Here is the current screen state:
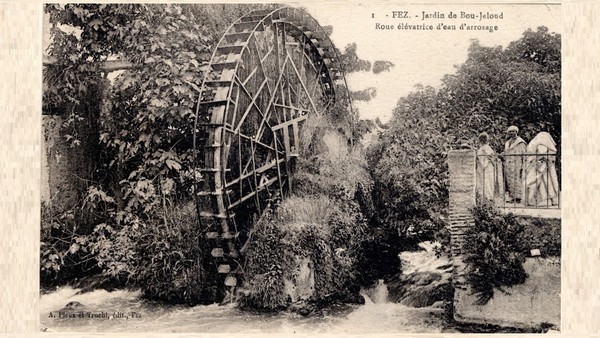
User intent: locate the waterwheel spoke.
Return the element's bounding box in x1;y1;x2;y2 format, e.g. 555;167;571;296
251;38;274;98
286;52;321;116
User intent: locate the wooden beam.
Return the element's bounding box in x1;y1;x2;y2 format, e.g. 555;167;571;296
227;176;278;210
225;158;284;188
43;55;134;71
287;53;320;116
273;131;285;199
273;103;309;112
233;76;270;133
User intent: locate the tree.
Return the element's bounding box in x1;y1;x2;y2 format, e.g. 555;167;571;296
42;4;275;298
368;85;449;245
441;27;561;151
369;27;561;248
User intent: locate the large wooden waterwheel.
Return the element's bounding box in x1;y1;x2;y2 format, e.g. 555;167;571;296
192;7;350;291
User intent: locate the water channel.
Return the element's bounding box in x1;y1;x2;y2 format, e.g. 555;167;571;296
40;251;449;334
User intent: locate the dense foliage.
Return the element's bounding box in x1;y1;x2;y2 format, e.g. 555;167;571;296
368;27;561;249
518;217;561;257
42;3;390;305
41;3;275;297
240;192;371;309
238;208;289;310
463;197;528;305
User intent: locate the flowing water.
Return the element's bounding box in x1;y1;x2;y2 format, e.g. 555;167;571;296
40;282;447;333
40;248;451;333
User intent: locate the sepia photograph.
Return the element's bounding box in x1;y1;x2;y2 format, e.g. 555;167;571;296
39;2;561;334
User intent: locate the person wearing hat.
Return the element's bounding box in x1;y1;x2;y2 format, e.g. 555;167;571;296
503;125;527;203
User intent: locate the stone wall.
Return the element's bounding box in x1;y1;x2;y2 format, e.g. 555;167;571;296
454;257;560;328
447;150;476;290
42;81;105;234
42;113;100;209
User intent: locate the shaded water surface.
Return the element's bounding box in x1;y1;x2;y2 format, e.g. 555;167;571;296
40;282;447;333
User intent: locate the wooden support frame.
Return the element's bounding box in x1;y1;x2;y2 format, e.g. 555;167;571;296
191;7;350;292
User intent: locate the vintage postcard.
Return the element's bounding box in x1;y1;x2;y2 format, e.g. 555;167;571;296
36;1;567;334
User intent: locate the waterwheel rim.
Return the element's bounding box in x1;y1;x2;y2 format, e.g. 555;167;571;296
192;6;351;289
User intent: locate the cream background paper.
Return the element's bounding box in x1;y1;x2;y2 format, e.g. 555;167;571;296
1;0;599;335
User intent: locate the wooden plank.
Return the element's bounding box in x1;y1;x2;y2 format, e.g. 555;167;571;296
222;232;237;240
234;21;260;32
241;66;259;86
238;131;243;201
293;121;300;154
217;44;246;54
283;126;291;160
211;61;237;71
271;114;307;131
200;211;231;219
199;98;234;108
214;86;230;101
224;276;237;286
228;176;278;209
206;232;219;239
205;79;235;86
199;167;231;172
223;127;277;152
273;132;285;199
219;68;236;82
211;248;224;257
225;32;252;44
197;189;228;196
249;140;262;213
225;159;284;188
218;264;231;274
273;103;309;112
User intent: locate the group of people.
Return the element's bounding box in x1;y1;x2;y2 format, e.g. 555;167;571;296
476;126;560;207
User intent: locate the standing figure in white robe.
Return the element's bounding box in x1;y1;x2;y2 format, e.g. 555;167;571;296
523;132;560;207
503;125;527;203
476;133;496;200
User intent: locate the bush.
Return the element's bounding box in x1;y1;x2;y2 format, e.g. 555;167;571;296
463;196;528;305
40;201;101;286
132;202;217;304
291;126;391;289
517;217;561;257
238;208;291;311
42;195;220;304
239;193;370;309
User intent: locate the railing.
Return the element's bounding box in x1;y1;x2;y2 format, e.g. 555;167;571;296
476;152;560;209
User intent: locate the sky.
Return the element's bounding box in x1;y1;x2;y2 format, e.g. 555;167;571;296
298;3;561;122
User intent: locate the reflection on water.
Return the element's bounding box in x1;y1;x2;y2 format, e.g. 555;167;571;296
40;284;446;334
